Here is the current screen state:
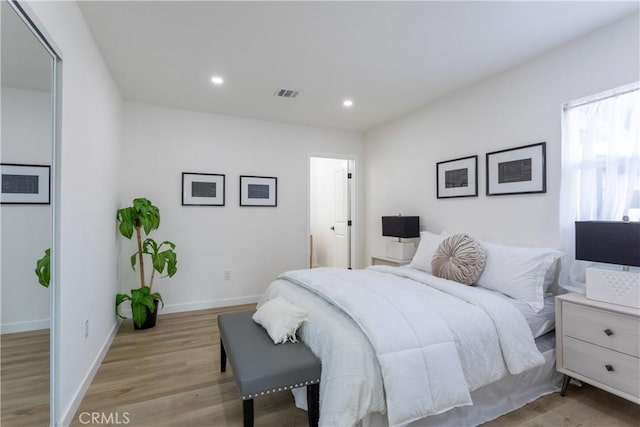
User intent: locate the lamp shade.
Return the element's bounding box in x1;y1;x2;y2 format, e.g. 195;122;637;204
575;221;640;267
382;216;419;239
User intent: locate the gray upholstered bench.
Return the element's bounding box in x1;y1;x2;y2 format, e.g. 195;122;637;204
218;310;321;427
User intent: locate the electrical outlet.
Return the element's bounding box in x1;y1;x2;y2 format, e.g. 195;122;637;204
224;270;231;281
84;319;89;339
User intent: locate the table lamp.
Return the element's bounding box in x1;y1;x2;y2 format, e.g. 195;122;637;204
382;215;419;260
575;220;640;308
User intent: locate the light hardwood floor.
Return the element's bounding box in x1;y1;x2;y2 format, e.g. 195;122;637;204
1;328;50;427
71;305;639;427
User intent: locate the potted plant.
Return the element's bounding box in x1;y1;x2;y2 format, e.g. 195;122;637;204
35;248;50;287
115;198;177;329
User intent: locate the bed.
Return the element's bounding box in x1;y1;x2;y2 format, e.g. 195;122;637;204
257;235;564;427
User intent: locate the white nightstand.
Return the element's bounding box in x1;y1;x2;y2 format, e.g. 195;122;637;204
371;256;411;267
555;293;640;403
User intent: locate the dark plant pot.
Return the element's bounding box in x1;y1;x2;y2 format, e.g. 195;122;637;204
134;300;160;330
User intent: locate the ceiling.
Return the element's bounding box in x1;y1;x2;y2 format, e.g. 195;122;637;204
77;1;638;132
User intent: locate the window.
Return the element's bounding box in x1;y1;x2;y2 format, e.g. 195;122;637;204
559;82;639;290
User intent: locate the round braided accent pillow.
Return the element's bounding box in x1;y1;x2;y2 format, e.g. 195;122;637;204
431;233;486;285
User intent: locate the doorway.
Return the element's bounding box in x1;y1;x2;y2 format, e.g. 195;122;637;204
309;156;354;269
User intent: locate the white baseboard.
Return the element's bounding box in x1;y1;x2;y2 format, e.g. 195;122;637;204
162;295;262;314
119;295;262;318
1;318;49;334
59;319;120;427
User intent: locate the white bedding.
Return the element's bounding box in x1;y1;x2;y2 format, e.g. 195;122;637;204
492;290;556;338
397;266;556;338
363;266;545;375
261;266;545;427
363;333;561;427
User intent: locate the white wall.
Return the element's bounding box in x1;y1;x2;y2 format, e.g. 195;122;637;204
26;2;123;424
120;102;363;312
364;13;640;261
1;87;51;333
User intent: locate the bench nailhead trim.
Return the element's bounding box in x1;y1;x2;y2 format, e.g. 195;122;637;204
241;379;321;400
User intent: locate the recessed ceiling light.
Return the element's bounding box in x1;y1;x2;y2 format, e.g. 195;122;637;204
343;99;354;107
210;76;224;85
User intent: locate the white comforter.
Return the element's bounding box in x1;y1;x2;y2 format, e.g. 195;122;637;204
261;266;544;427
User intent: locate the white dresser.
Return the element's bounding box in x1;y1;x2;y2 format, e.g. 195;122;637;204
555;293;640;403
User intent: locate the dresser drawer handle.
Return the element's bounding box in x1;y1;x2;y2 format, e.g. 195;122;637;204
605;364;615;372
603;329;614;336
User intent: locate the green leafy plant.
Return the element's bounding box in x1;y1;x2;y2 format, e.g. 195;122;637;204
35;248;50;288
115;198;177;328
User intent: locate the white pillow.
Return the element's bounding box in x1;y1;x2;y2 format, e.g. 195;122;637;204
252;297;309;344
474;242;563;312
543;258;560;292
410;230;450;273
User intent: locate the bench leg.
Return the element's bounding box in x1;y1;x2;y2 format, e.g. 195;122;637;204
220;339;226;373
243;399;253;427
307;383;319;427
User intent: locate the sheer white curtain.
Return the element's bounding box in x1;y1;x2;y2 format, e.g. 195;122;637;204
559;83;640;292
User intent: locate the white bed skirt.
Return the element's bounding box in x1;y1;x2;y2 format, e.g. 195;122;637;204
360;333;561;427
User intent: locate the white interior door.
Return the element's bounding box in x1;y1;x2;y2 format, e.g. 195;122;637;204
310;157;351;269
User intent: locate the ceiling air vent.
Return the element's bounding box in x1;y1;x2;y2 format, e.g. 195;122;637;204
274;88;300;99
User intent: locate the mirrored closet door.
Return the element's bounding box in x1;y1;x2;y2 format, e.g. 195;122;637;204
1;1;60;425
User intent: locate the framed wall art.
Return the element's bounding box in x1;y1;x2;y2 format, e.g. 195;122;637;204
436;155;478;198
240;175;277;207
1;163;50;204
182;172;225;206
486;142;546;196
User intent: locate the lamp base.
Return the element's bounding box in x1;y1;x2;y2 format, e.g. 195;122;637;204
385;241;416;261
586;266;640;309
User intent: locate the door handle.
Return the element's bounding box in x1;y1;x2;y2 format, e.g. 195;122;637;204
330;226;335;230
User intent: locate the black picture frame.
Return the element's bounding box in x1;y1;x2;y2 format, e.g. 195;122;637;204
182;172;225;206
486;142;546;196
240;175;277;207
1;163;51;205
436;155;478;199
